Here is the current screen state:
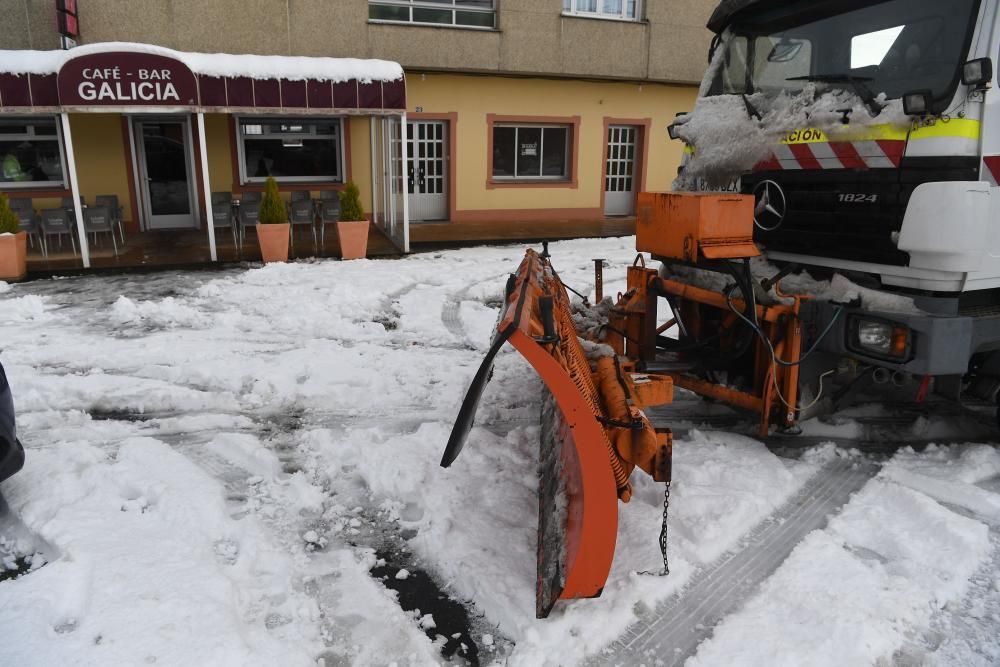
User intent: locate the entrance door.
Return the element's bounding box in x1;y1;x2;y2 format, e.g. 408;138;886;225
604;125;638;216
406;121;448;222
135;119;197;229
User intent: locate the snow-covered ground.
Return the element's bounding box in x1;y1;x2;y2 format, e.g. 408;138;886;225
0;238;998;666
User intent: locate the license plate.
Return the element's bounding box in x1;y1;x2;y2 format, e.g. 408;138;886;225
694;177;742;193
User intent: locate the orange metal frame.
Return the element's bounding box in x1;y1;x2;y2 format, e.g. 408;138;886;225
650;276;806;436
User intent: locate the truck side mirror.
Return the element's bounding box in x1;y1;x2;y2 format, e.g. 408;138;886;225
963;57;993;88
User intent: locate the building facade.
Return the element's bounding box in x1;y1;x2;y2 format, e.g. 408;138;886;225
0;0;715;267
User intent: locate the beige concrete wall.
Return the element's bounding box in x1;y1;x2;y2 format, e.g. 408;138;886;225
0;0;63;50
65;0;716;85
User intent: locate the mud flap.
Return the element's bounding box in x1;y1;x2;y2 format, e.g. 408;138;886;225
442;250;619;618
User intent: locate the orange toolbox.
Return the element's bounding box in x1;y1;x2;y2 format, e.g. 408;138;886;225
636;192;759;262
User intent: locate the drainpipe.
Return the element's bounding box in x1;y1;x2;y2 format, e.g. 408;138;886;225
60;112;90;268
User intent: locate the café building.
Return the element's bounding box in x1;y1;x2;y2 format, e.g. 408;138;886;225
0;42;410;268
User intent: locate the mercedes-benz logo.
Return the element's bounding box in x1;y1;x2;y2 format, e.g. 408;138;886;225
753;180;787;232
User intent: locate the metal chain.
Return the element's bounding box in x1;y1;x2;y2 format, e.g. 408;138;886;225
659;482;671;576
641;481;671;577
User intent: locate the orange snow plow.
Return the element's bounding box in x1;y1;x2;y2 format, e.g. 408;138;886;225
440;248;674;618
443;192;816;617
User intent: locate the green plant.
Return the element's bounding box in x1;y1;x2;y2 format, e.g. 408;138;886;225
258;177;287;225
0;194;19;235
338;182;365;222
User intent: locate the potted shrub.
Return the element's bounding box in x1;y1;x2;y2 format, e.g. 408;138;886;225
0;194;27;281
336;182;369;260
256;177;290;263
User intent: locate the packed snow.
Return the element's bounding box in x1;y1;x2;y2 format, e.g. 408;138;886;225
0;238;997;666
0;42;403;83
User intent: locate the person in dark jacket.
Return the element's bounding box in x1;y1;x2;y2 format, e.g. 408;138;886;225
0;360;24;484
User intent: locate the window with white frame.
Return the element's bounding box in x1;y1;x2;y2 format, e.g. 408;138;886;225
238;118;344;183
492;125;570;180
0;117;66;189
369;0;496;28
563;0;641;21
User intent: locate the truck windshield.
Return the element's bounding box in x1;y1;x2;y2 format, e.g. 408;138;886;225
708;0;982;111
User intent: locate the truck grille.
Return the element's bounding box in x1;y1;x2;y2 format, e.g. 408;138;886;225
744;158;979;267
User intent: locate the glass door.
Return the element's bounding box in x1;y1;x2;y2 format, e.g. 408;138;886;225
604;125;638;216
407;121;448;221
135;119;197;229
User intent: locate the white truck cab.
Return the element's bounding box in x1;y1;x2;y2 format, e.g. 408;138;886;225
679;0;1000;294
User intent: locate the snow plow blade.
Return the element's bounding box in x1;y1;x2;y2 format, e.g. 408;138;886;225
443;249;673;618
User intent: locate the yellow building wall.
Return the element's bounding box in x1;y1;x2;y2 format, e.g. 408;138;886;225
347;116;372;209
204;114;234;194
405;74;698;218
67;113;134;222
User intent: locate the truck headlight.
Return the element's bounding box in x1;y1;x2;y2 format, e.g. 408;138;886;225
849;316;912;361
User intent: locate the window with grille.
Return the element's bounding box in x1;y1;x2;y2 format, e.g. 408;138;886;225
563;0;641;21
237;118;344;183
369;0;496;29
0;117;66;189
492;125;570;180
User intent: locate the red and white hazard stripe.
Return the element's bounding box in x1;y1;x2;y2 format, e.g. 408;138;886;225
756;140;905;171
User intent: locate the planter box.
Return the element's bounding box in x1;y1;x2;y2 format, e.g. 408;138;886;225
257;223;290;263
336;220;370;260
0;232;27;282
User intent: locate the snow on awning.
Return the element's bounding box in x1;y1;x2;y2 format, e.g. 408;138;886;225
0;42;406;114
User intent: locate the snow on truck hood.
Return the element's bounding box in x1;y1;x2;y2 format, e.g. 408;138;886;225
0;41;404;83
673;85;910;190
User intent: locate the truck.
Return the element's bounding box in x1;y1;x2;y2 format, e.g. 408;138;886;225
443;0;1000;618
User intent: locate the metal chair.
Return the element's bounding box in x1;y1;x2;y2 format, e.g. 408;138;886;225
319;190;339;201
241;191;262;204
211;191;233;206
83;206;118;257
319;199;341;252
40;209;77;255
288;200;317;257
95;195;126;244
60;195;86;225
238;202;260;249
212;200;239;248
291;191;311;203
14;203;45;257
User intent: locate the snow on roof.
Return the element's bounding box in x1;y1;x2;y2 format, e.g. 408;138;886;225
0;41;404;83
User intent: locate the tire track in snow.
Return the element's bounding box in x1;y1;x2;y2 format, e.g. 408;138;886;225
594;457;880;666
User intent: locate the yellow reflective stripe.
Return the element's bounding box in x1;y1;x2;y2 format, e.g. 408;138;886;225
781;124;908;144
908;118;981;141
780;119;982;145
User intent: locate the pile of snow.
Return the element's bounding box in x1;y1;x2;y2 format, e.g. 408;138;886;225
0;42;403;83
662;255;923;314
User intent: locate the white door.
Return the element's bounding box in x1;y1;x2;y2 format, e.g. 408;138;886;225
604;125;638;217
407;121;448;222
135;118;198;230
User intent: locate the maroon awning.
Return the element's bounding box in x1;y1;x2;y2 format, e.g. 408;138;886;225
0;46;406;114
